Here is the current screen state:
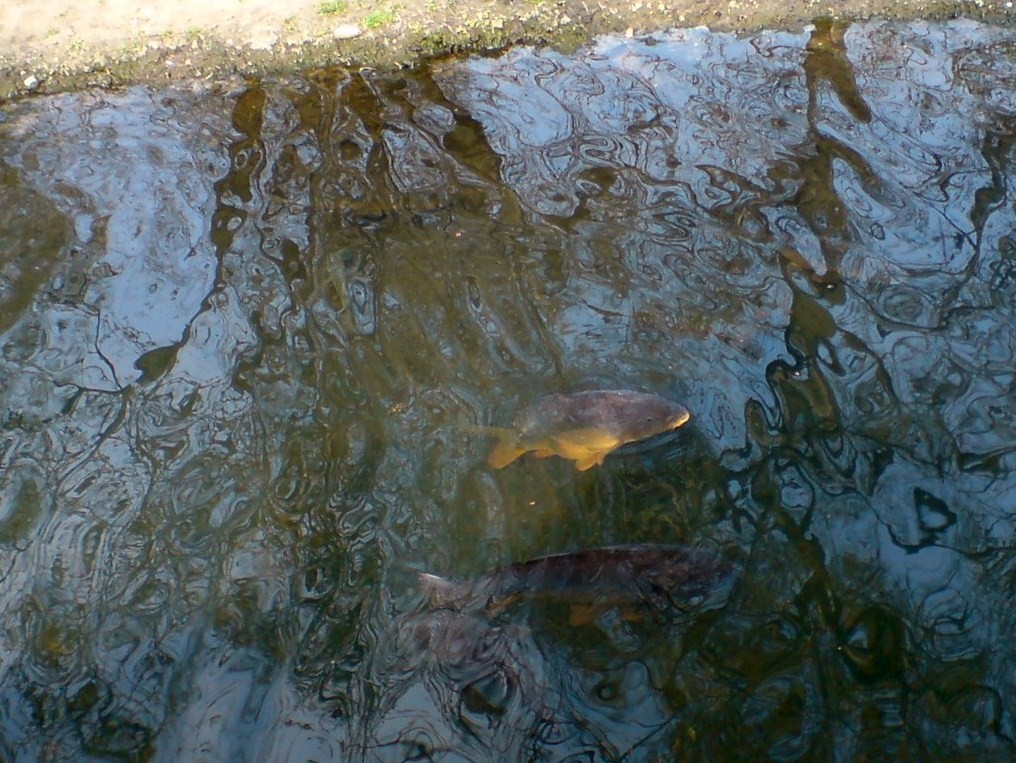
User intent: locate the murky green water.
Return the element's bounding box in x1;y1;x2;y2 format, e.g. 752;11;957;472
2;17;1016;761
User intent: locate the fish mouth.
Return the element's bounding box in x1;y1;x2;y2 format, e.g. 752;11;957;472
670;409;692;429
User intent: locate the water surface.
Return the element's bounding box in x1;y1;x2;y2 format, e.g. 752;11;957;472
2;18;1016;760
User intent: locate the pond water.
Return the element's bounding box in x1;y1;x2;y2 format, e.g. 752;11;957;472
2;17;1016;761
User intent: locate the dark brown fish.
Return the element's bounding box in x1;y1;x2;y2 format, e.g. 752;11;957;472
488;390;691;471
418;544;737;617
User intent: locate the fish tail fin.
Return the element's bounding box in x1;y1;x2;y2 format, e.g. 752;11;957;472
488;432;524;469
455;425;523;469
417;572;469;609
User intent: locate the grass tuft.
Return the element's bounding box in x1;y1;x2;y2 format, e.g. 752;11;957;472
319;1;348;15
364;9;396;29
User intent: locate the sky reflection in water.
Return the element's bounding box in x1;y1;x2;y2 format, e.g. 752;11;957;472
1;18;1016;761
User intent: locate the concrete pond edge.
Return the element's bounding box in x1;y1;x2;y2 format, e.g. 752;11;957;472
1;0;1014;101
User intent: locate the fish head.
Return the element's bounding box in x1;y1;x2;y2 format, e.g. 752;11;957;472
619;398;691;442
667;404;692;431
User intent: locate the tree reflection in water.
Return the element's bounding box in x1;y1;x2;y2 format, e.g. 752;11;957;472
1;18;1015;761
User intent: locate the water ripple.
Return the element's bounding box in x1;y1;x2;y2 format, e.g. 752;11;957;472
2;18;1016;761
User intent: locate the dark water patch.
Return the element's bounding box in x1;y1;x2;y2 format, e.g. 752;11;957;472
1;18;1016;761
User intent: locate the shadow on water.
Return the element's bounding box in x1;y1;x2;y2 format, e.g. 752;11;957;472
2;17;1016;761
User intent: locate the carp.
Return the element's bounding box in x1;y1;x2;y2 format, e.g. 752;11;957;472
488;390;691;471
418;543;736;618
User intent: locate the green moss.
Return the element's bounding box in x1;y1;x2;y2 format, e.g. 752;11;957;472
364;8;396;29
319;0;348;14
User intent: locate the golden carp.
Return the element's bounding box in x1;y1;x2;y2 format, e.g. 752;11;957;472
418;543;736;617
488;390;690;471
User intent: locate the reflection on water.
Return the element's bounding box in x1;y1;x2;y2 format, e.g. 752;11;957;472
2;17;1016;760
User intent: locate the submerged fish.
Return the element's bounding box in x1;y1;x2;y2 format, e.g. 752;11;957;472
488;390;691;471
418;544;736;618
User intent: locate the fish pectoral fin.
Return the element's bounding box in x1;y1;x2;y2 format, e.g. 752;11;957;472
486;593;521;616
568;603;600;626
574;452;607;471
